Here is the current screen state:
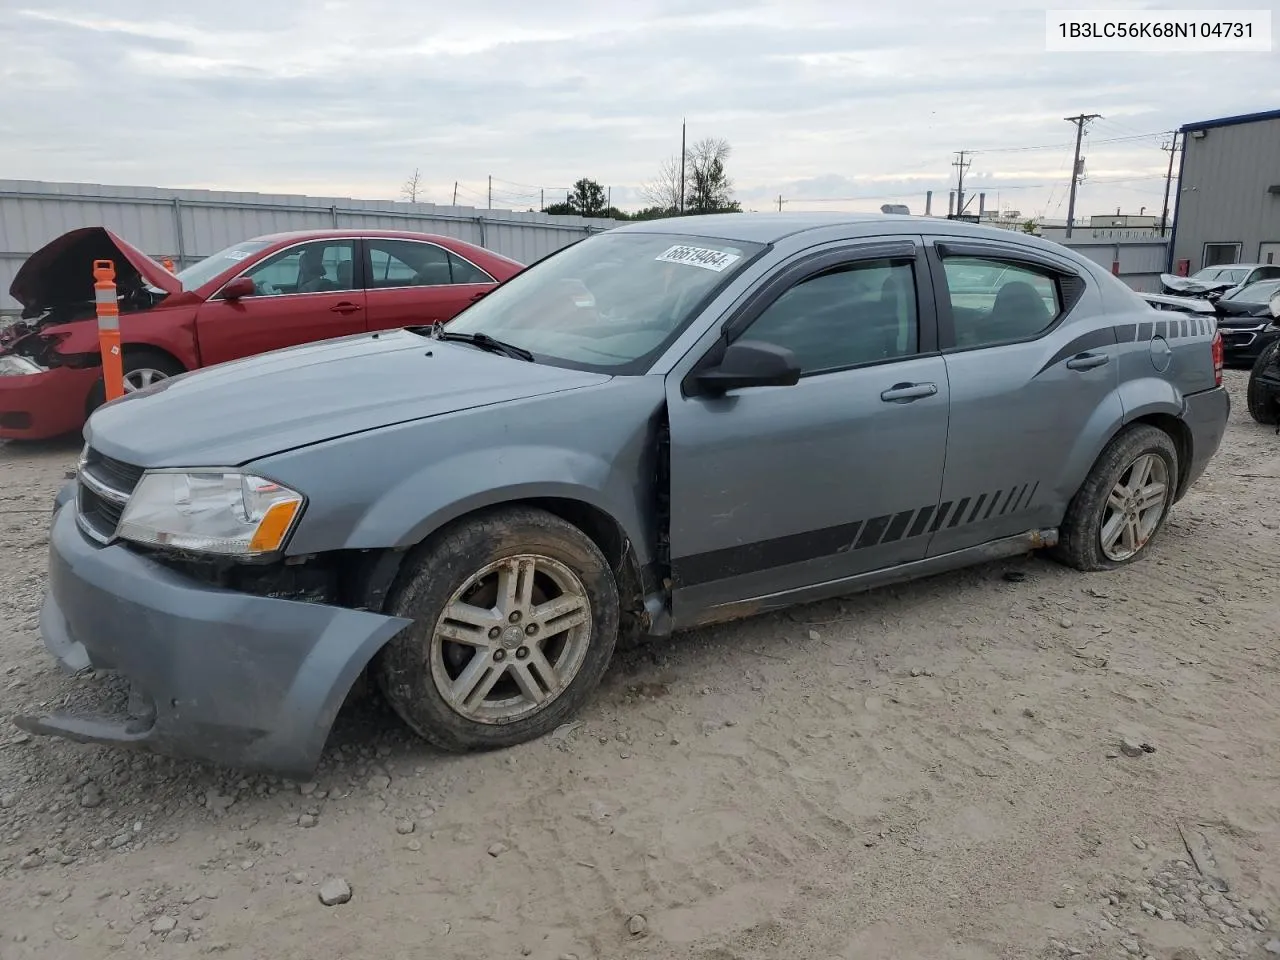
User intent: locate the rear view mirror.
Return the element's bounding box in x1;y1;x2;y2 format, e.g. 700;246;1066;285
694;340;801;395
221;276;255;301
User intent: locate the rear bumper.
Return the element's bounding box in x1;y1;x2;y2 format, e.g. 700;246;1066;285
0;364;98;439
1178;385;1230;498
14;501;412;777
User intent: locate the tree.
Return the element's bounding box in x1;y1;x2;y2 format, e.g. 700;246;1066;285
640;156;683;214
684;137;740;215
401;168;423;203
567;178;608;217
541;201;576;216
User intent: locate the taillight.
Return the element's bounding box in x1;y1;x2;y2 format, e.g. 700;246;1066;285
1211;329;1224;386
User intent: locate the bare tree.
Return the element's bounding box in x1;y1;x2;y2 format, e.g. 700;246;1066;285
640;156;683;213
401;168;423;203
685;137;738;214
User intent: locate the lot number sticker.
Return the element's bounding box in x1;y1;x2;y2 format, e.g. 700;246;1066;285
656;245;741;272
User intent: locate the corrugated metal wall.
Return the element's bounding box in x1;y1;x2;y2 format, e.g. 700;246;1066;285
1058;238;1170;292
0;179;621;311
1172;115;1280;272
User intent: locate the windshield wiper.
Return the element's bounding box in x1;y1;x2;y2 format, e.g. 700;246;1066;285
427;325;534;362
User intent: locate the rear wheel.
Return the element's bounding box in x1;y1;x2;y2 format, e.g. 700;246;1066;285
374;506;619;752
1247;341;1280;425
1052;425;1178;571
85;348;185;415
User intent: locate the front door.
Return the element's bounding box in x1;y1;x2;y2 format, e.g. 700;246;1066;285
924;239;1121;557
195;239;366;367
363;237;496;329
666;240;951;621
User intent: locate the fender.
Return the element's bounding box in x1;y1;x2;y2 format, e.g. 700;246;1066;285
1118;374;1185;423
1044;385;1127;517
349;444;655;564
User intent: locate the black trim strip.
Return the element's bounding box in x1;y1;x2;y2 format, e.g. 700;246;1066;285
1035;326;1119;376
931;501;954;532
984;491;1002;520
671;478;1044;588
908;506;936;538
855;515;892;549
883;510;915;544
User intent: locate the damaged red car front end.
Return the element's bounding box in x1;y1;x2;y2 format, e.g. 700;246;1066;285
0;227;183;440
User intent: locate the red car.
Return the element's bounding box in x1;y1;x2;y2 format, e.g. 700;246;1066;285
0;227;523;440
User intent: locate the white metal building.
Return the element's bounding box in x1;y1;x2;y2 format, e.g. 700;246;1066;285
1170;108;1280;273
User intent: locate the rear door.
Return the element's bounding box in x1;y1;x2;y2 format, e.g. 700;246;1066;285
665;238;951;619
363;237;497;329
924;237;1120;557
194;238;366;367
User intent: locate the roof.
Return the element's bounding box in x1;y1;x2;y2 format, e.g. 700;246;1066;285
614;211;1054;246
1180;107;1280;133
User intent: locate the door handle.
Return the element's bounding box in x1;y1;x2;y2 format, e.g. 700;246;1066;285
469;290;489;302
330;301;362;315
1065;352;1110;371
880;382;938;403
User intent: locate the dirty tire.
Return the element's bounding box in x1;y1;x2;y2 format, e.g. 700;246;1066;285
1052;424;1178;572
374;506;619;752
85;348;185;415
1246;341;1280;425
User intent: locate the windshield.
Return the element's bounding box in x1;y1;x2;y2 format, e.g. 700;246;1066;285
174;240;273;291
443;230;764;373
1224;279;1280;303
1193;266;1247;284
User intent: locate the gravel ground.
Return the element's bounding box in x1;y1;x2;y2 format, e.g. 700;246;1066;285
1;369;1278;960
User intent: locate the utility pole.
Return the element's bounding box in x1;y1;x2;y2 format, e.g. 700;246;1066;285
607;186;612;212
679;119;687;214
952;151;971;218
777;195;785;212
540;188;544;212
1063;113;1101;238
1160;132;1179;237
452;182;458;206
487;175;492;210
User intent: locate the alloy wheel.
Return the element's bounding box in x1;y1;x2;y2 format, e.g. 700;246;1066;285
1099;453;1170;562
429;555;593;724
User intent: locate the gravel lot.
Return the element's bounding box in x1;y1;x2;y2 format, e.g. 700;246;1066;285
1;370;1278;960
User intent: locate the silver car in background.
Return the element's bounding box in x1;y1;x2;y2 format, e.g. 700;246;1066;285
18;214;1230;776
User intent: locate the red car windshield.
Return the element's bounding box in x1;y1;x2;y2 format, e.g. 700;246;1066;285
174;240;273;291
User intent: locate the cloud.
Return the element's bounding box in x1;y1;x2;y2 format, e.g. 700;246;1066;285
0;0;1274;219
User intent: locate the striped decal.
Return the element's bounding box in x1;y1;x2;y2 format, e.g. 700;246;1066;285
673;481;1044;587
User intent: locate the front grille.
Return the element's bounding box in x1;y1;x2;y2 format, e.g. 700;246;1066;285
76;446;143;543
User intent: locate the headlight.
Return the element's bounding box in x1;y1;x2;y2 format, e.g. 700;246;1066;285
0;355;46;376
116;471;304;557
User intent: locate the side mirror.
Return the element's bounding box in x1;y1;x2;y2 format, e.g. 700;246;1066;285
221;276;256;301
694;340;801;395
1270;290;1280;319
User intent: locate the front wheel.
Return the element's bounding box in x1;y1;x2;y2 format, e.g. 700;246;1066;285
1052;425;1179;571
1247;341;1280;425
374;506;619;752
85;348;185;415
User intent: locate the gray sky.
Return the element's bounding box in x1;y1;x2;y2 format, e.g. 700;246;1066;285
1;0;1276;219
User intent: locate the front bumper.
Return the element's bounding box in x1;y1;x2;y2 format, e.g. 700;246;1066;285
0;363;99;439
14;501;412;777
1179;385;1231;498
1220;325;1277;364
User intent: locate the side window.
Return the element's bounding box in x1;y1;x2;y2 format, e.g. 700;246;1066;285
241;241;356;296
366;239;494;288
941;257;1062;349
742;258;919;375
448;251;494;284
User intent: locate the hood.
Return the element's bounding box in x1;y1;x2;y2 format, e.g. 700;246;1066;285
1159;273;1235;298
85;329;611;467
10;227;182;316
